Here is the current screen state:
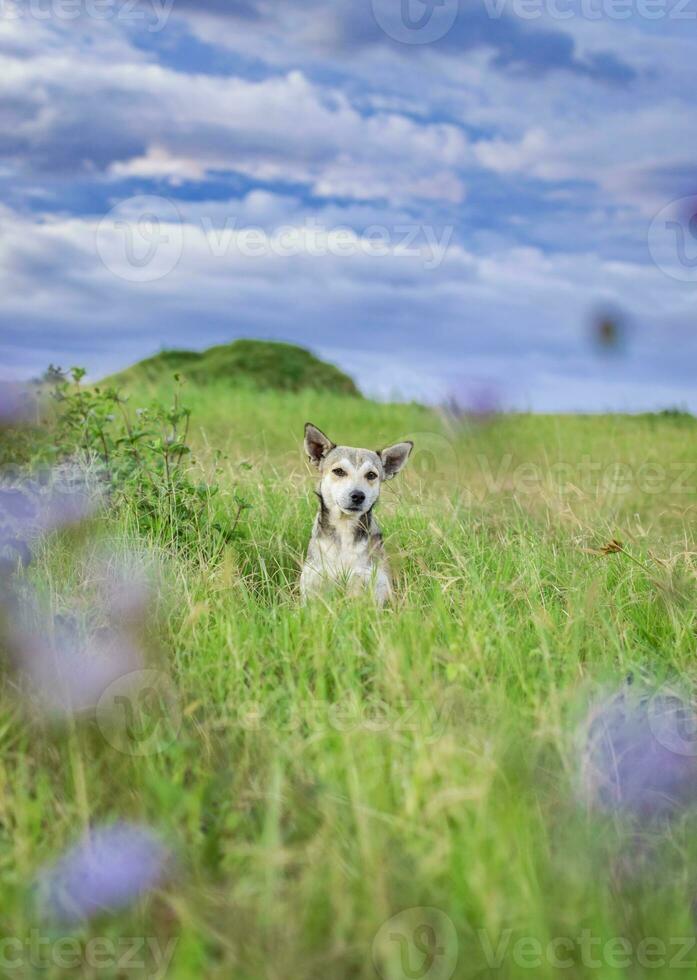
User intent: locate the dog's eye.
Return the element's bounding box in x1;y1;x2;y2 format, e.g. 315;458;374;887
332;467;347;478
366;471;378;481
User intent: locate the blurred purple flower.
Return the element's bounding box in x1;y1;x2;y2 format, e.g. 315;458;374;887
444;380;501;424
37;822;170;924
91;553;152;625
579;684;697;822
0;463;100;568
7;551;153;717
14;612;143;717
0;382;34;427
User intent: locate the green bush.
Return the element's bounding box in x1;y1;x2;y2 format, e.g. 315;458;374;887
45;368;248;561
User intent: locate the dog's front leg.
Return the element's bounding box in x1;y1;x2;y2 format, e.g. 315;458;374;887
300;563;324;602
373;568;392;606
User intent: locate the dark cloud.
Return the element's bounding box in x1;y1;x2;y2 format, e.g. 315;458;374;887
170;0;636;84
0;91;145;176
168;0;261;18
335;1;636;84
581;50;636;85
630;161;697;200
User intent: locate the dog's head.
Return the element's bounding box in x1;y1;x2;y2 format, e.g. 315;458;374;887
304;422;413;516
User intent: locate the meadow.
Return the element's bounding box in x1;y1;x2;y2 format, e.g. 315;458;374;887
3;376;697;979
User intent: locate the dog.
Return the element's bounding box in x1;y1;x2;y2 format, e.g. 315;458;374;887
300;422;413;604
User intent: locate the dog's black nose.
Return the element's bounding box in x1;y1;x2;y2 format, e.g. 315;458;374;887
350;490;365;505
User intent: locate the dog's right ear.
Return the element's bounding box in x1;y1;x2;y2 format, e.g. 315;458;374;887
304;422;335;467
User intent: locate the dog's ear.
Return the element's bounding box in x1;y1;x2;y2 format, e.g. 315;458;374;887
304;422;335;467
380;440;413;480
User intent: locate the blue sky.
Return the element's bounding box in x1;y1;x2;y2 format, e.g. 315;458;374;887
1;0;696;409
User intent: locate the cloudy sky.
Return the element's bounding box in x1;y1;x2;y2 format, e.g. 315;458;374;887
1;0;696;409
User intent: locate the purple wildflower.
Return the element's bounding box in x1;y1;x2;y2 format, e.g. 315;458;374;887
443;379;501;424
15;613;143;717
0;463;100;569
91;552;152;625
0;382;34;427
37;822;170;924
7;549;155;717
579;684;697;822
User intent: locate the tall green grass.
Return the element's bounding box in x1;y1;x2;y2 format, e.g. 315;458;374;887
3;384;697;978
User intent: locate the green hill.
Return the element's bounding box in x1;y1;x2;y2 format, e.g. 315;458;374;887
104;339;361;396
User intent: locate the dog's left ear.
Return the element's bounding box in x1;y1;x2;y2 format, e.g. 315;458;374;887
304;422;335;467
380;440;413;480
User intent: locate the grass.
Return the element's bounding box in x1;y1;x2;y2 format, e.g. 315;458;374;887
3;381;697;978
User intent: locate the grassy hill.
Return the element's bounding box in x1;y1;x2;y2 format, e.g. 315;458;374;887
104;339;361;396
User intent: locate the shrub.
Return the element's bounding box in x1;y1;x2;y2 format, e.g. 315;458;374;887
42;368;248;561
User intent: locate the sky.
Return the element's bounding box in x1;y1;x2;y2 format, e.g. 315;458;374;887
1;0;696;410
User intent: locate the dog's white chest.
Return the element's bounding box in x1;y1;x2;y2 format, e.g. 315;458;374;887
300;516;391;603
314;523;373;578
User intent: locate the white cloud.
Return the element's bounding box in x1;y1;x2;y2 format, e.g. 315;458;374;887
472;101;697;213
2;201;694;410
0;29;469;203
